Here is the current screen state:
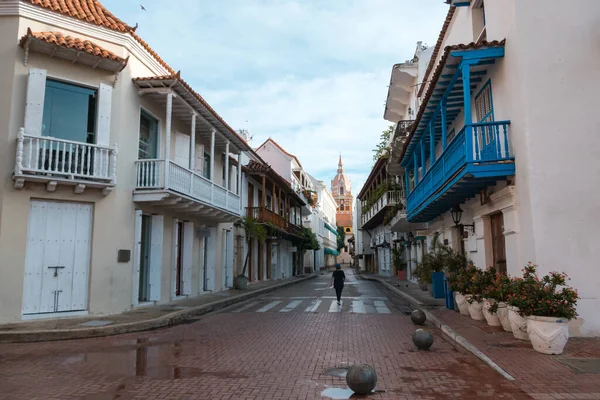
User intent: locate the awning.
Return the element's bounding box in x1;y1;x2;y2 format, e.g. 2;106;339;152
324;248;339;256
324;223;338;235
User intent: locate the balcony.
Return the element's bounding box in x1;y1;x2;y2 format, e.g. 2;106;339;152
246;207;303;238
13;129;117;195
406;121;514;222
134;159;241;222
361;191;402;229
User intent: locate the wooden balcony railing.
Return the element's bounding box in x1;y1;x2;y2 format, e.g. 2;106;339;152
246;207;303;238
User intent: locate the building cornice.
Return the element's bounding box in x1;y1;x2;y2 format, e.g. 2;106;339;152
0;1;169;76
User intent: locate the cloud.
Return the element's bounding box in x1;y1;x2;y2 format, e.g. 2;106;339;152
104;0;449;196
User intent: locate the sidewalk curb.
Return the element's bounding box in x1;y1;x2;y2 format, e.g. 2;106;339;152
0;274;318;344
359;274;516;381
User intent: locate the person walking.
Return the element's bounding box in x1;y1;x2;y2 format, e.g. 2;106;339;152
330;264;346;305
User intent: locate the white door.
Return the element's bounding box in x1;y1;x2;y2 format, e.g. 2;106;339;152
22;200;92;315
174;132;190;168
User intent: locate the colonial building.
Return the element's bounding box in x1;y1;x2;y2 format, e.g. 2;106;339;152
331;156;354;264
384;0;600;336
0;0;276;323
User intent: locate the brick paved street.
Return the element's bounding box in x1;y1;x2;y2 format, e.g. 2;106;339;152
0;270;532;399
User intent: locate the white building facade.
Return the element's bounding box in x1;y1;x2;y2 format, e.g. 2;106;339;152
0;0;272;323
304;175;338;271
384;0;600;336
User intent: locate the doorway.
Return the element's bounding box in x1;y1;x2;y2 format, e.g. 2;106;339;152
139;215;152;302
258;241;264;280
175;221;184;296
491;213;507;274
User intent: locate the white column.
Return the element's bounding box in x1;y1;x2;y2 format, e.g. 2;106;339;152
164;91;173;188
165;92;173;160
237;153;242;196
224;141;230;190
210;128;216;202
189;113;196;170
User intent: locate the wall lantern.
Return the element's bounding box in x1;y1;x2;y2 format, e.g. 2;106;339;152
451;204;475;234
381;239;390;249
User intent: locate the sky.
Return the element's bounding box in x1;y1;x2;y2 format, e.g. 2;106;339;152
104;0;449;199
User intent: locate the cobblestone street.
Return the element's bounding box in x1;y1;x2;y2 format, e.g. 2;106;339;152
0;271;531;399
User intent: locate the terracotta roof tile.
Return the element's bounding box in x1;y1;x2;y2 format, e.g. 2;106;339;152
417;6;456;98
399;40;506;163
20;28;127;64
28;0;133;32
129;31;176;75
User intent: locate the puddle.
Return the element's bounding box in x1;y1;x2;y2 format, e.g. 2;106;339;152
321;388;383;399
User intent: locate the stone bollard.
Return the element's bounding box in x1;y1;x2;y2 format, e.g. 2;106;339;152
345;364;377;395
412;328;434;350
410;309;427;325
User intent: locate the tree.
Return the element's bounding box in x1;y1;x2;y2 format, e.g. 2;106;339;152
239;217;267;277
336;226;346;252
292;226;320;275
373;125;394;161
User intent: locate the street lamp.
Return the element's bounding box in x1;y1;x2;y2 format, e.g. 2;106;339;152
451;204;474;233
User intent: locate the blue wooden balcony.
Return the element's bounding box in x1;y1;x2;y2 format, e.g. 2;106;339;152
406;121;514;222
398;40;513;223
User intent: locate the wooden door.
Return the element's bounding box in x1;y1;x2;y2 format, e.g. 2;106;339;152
258;241;264;280
22;200;92;315
491;213;507;274
266;242;272;280
248;238;253;282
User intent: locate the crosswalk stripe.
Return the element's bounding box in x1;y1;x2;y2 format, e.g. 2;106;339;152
305;299;322;313
351;300;365;314
279;300;302;312
233;301;259;313
374;300;391;314
257;301;281;312
329;300;342;313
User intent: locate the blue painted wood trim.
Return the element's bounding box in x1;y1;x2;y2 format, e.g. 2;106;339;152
420;138;426;175
450;47;505;60
475;78;495;122
405;168;410;195
452;1;471;7
429;121;435;165
413;152;418;184
461;62;473;162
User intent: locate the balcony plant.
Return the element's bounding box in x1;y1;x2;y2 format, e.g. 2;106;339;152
234;217;267;290
507;263;578;354
481;273;513;331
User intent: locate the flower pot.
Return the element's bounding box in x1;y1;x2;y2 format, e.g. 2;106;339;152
233;275;248;290
397;270;405;280
468;299;485;321
455;292;470;316
483;299;502;327
418;281;428;291
527;315;570;355
508;306;529;340
453;292;460;312
431;271;445;299
496;302;512;332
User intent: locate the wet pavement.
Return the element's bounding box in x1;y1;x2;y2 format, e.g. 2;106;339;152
0;269;532;399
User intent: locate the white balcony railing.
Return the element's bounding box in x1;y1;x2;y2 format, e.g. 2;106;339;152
361;191;402;226
135;159;241;215
14;128;117;183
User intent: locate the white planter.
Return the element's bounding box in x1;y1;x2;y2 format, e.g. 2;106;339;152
468;299;485;321
455;292;470;316
496;302;512;332
483;299;502;327
508;306;529;340
527;315;570;355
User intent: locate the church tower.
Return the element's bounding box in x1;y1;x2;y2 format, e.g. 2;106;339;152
331;155;354;263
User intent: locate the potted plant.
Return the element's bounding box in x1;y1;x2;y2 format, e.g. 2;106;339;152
447;263;478;316
392;246;406;280
479;267;502;326
413;262;430;291
517;266;578;355
466;268;486;321
506;263;540;340
416;236;447;298
482;273;513;332
234;217;267;290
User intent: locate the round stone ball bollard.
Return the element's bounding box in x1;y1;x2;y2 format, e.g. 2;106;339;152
345;364;377;395
410;309;427;325
412;328;434;350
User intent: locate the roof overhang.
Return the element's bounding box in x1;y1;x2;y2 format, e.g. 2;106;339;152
384;63;418;123
134;75;250;154
400;41;506;167
20;29;128;73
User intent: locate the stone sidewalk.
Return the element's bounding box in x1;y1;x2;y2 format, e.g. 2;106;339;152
361;273;600;400
0;274;317;343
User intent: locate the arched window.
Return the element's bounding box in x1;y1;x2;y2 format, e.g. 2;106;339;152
340;186;344;195
340;204;344;211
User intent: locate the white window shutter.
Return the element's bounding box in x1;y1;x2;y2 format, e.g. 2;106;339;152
182;222;194;295
132;210;143;305
95;83;112;146
24;68;47;136
174;132;190;168
149;215;164;301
